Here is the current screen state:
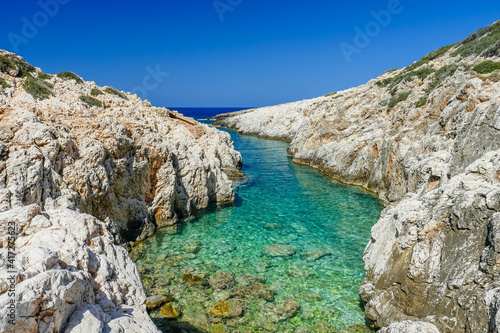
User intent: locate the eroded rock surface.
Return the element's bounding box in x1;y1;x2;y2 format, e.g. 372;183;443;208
213;22;500;332
0;50;242;332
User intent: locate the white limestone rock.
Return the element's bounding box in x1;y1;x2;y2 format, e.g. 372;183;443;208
0;50;243;332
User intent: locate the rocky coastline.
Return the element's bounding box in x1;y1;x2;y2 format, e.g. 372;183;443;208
213;21;500;332
0;50;242;332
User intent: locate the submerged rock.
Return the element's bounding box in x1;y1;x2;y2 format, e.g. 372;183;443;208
233;283;276;301
209;271;236;290
235;274;266;286
287;269;313;278
183;239;202;253
181;273;206;285
313;321;339;333
296;291;323;302
263;298;300;322
146;294;173;310
300;248;332;262
263;244;297;257
209;299;245;318
160;303;181;318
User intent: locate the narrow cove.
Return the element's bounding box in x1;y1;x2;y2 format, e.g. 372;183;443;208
130;120;384;333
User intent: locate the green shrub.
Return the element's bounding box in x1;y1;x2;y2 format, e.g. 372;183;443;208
23;77;54;100
384;68;399;74
0;55;36;77
473;60;500;74
415;97;427;108
104;87;129;100
456;21;500;57
388;91;411;109
91;88;104;96
324;92;337;97
80;95;103;108
0;77;10;89
38;73;53;80
57;71;84;84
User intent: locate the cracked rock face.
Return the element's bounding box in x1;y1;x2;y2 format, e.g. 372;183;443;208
213;23;500;332
0;50;242;332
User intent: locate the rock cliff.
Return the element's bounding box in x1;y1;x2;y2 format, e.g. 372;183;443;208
214;21;500;332
0;50;241;332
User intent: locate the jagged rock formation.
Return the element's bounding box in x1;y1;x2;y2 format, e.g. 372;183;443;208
214;21;500;332
0;50;241;332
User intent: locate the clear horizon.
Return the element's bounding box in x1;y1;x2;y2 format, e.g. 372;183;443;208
1;1;500;108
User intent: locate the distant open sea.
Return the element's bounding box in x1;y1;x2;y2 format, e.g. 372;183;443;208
168;107;253;121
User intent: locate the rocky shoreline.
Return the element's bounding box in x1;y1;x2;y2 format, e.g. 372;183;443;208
213;21;500;332
0;50;242;332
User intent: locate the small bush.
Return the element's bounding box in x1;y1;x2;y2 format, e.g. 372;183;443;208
104;87;129;100
0;77;10;89
473;60;500;74
23;77;54;100
388;91;411;109
38;73;53;80
80;95;103;108
0;55;36;77
415;97;427;108
324;92;337;97
91;88;104;96
57;71;84;84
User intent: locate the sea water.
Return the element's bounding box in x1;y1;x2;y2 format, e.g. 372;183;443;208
131;108;384;332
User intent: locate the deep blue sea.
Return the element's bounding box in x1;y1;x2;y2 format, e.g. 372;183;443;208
131;107;383;332
168;107;252;120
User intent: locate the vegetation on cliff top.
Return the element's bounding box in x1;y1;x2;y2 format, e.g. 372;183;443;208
456;21;500;57
57;71;84;84
23;77;54;100
104;87;129;100
38;73;53;80
0;55;36;78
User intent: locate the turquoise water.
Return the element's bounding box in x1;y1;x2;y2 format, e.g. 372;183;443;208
131;125;383;332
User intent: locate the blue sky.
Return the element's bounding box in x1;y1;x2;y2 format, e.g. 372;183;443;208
1;1;499;107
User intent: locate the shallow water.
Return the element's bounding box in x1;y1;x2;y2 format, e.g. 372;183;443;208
131;125;383;332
